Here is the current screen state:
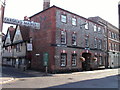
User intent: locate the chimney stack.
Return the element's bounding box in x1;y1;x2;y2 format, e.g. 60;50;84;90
43;0;50;10
24;16;30;21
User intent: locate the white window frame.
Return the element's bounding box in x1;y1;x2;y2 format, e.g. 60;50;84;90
72;33;77;45
98;39;102;49
61;31;67;44
72;18;77;26
16;44;22;52
85;36;89;47
71;54;77;66
94;25;97;32
85;21;89;30
60;53;67;67
99;56;103;65
98;27;101;33
61;14;67;23
94;38;97;48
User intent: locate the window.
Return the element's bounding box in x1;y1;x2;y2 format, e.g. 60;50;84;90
98;39;102;49
104;40;107;50
71;54;77;66
114;33;117;40
72;33;77;45
115;44;117;51
98;27;101;33
60;53;67;67
94;25;97;32
109;31;111;38
85;21;89;29
99;56;103;65
16;44;21;52
61;14;67;23
94;38;97;48
7;58;10;61
85;36;89;47
29;37;33;43
112;32;114;39
7;46;11;53
113;44;116;51
110;43;112;50
72;18;77;26
61;30;67;44
111;43;113;50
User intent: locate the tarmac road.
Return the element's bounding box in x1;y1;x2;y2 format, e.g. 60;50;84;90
1;66;119;88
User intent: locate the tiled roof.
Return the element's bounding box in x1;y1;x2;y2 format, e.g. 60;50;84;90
20;25;30;41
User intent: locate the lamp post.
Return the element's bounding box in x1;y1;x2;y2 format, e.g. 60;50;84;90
0;0;6;66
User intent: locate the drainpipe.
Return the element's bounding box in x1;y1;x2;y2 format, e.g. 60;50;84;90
106;22;109;68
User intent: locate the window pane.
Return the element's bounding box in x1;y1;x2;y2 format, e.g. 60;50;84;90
72;33;77;45
94;25;97;32
72;54;77;66
85;21;89;29
94;38;97;48
61;31;66;44
98;27;101;33
72;18;77;26
85;36;89;47
61;54;67;66
99;56;103;65
61;15;67;23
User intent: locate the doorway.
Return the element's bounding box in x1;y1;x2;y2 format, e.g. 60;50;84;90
82;53;91;71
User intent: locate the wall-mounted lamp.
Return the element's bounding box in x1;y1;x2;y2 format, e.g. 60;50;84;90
36;54;40;56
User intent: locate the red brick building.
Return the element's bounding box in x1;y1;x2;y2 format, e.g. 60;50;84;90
2;0;109;73
29;2;106;73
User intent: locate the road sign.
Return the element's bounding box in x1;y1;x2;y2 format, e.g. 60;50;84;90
43;52;49;66
3;17;40;29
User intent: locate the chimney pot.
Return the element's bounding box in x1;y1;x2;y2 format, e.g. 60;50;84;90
24;16;30;21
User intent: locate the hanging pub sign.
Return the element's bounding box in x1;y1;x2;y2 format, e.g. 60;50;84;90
93;57;97;61
80;57;85;62
3;17;40;29
27;43;33;51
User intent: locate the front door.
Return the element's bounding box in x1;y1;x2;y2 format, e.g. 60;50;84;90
82;53;91;71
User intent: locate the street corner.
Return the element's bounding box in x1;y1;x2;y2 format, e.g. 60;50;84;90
0;77;16;84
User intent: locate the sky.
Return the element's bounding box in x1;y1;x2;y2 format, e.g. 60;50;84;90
2;0;120;34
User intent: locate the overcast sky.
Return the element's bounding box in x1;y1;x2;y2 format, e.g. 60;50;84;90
2;0;120;34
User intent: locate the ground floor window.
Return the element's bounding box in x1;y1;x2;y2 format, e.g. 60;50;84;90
7;58;10;61
60;53;67;67
71;54;77;66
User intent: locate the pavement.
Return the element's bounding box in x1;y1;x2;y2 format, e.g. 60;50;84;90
0;74;15;84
